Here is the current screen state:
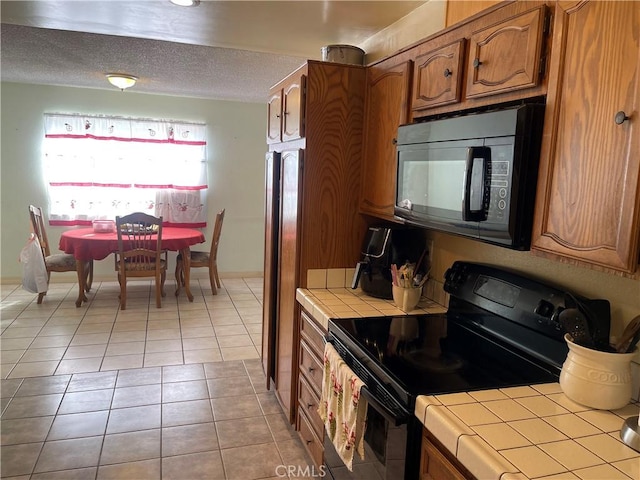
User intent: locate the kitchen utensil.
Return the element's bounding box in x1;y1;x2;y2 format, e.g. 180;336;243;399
559;293;595;348
626;328;640;353
615;315;640;353
581;298;612;351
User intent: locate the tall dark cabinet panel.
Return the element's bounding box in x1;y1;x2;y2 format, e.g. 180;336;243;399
262;61;367;422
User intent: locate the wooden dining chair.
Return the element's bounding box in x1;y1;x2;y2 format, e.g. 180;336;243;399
175;208;225;295
115;212;167;309
28;205;93;304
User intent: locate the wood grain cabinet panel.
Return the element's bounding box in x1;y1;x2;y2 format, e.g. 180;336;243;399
267;90;282;144
465;5;547;99
360;58;413;220
282;75;305;142
420;430;472;480
532;0;640;275
263;61;366;423
267;71;305;144
413;40;465;111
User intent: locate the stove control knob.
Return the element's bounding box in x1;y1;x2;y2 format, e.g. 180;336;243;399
534;299;555;318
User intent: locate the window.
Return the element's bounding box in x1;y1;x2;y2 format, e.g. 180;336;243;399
43;113;208;227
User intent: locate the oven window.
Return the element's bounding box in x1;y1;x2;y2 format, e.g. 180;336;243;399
364;406;388;464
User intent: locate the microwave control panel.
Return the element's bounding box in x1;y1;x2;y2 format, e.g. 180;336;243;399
487;160;511;223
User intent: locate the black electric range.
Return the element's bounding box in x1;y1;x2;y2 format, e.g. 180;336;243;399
325;261;573;480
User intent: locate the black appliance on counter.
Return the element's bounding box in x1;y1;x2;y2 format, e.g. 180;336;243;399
394;103;545;250
351;226;426;299
326;261;581;480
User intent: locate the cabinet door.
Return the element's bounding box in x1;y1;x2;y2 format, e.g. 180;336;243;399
413;40;465;111
267;90;282;144
465;5;547;98
420;433;468;480
282;74;306;142
262;152;280;387
360;58;412;220
532;1;640;274
275;149;303;422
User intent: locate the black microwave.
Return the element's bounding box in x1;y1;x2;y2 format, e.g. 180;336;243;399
394;104;545;250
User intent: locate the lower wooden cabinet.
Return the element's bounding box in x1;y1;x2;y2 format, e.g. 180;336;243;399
420;429;473;480
296;310;327;468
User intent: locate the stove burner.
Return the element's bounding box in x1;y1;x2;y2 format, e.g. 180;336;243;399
403;350;464;373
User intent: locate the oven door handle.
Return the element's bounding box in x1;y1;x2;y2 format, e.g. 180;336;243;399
360;386;409;427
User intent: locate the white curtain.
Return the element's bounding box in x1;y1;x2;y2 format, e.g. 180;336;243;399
43;113;208;227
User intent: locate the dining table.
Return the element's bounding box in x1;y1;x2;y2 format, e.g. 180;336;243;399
59;226;206;307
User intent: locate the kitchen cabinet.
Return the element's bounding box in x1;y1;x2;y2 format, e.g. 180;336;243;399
532;0;640;276
360;57;413;221
420;429;472;480
410;1;551;120
412;40;465;110
267;69;305;144
296;309;326;467
262;61;367;422
465;5;548;99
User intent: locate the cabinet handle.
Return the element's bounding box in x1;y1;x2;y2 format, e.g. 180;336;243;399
392;138;398;145
306;439;313;445
444;68;452;78
308;366;315;373
275;114;280;119
615;111;630;125
307;403;314;409
473;58;482;68
283;111;289;116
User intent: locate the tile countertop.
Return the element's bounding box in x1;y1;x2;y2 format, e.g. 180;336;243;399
415;386;640;480
296;283;640;480
295;286;447;330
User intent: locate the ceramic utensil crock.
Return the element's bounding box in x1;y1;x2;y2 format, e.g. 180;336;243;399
560;333;636;410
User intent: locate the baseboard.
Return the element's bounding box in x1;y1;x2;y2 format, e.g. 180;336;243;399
1;271;264;285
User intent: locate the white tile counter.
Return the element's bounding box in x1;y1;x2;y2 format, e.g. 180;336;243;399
296;286;446;331
415;385;640;480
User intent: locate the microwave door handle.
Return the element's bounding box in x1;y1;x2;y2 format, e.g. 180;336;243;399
463;146;491;222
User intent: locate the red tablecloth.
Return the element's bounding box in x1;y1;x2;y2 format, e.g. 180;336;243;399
59;227;205;261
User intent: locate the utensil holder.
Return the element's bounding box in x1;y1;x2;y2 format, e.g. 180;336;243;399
392;285;422;312
560;334;636;410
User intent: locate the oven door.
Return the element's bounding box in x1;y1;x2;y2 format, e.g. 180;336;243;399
323;334;421;480
323;387;413;480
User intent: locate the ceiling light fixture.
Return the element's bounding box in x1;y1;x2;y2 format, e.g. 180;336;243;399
106;74;138;91
169;0;200;6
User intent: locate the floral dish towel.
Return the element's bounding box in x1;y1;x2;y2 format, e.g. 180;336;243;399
318;342;368;471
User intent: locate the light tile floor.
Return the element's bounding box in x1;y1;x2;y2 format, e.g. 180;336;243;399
0;278;315;480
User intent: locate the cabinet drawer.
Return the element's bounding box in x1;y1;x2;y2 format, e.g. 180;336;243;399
298;373;324;439
300;310;326;357
300;340;323;391
297;407;324;468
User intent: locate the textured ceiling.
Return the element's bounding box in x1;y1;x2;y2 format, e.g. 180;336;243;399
0;1;426;103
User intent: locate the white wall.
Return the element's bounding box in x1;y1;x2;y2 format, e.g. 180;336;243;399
1;82;267;282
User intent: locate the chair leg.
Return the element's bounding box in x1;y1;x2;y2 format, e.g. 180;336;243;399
37;292;46;304
119;275;127;310
213;264;221;288
209;268;217;295
161;270;166;298
155;273;162;308
174;260;182;296
85;260;94;292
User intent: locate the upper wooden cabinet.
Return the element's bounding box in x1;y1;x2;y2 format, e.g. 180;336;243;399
412;40;465;110
465;5;547;99
532;0;640;275
360;57;413;220
267;69;306;144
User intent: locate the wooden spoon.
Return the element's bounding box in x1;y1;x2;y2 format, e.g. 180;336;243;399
615;315;640;353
